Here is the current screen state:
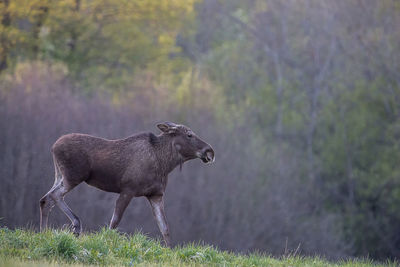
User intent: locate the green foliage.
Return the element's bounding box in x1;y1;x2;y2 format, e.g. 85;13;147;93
0;0;197;94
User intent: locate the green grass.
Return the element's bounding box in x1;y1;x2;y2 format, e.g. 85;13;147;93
0;227;396;267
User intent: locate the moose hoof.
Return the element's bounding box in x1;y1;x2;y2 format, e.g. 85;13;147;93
72;224;81;237
73;229;80;237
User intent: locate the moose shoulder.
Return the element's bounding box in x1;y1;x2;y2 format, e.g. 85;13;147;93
39;122;215;247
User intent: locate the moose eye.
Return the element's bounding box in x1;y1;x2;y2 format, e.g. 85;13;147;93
187;133;193;138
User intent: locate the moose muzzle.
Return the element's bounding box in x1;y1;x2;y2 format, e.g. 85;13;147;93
198;146;215;163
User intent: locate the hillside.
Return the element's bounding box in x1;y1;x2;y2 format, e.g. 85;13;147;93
0;228;395;267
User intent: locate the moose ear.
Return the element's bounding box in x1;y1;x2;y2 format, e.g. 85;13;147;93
157;122;178;133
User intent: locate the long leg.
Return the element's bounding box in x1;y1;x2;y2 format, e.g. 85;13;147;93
40;159;82;235
40;153;86;235
54;182;81;235
39;191;55;231
40;156;62;231
109;192;133;229
147;195;171;247
48;181;82;235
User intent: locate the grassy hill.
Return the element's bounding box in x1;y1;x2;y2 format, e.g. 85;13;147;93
0;227;396;267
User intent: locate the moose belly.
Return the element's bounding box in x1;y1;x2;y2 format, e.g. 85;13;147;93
85;169;121;193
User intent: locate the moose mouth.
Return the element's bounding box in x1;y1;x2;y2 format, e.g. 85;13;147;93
199;150;215;164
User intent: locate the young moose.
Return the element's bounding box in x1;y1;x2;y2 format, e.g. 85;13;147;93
39;122;215;246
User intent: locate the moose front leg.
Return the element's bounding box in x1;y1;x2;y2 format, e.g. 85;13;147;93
147;195;171;247
109;192;133;229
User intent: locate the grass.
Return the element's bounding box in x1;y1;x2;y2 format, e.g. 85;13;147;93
0;227;396;267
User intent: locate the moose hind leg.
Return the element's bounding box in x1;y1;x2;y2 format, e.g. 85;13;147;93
40;156;63;231
39;192;55;231
50;181;82;236
40;155;66;231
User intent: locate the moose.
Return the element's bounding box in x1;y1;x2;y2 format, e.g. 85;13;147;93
39;122;215;246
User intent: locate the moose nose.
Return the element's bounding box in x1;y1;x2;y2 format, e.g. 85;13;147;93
202;146;215;163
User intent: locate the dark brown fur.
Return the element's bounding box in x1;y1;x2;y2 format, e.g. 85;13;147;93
39;122;214;246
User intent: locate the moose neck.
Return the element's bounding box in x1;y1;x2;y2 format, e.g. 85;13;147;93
155;134;184;175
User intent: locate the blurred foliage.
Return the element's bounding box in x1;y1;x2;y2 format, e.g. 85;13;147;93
1;0;197;96
1;0;400;260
